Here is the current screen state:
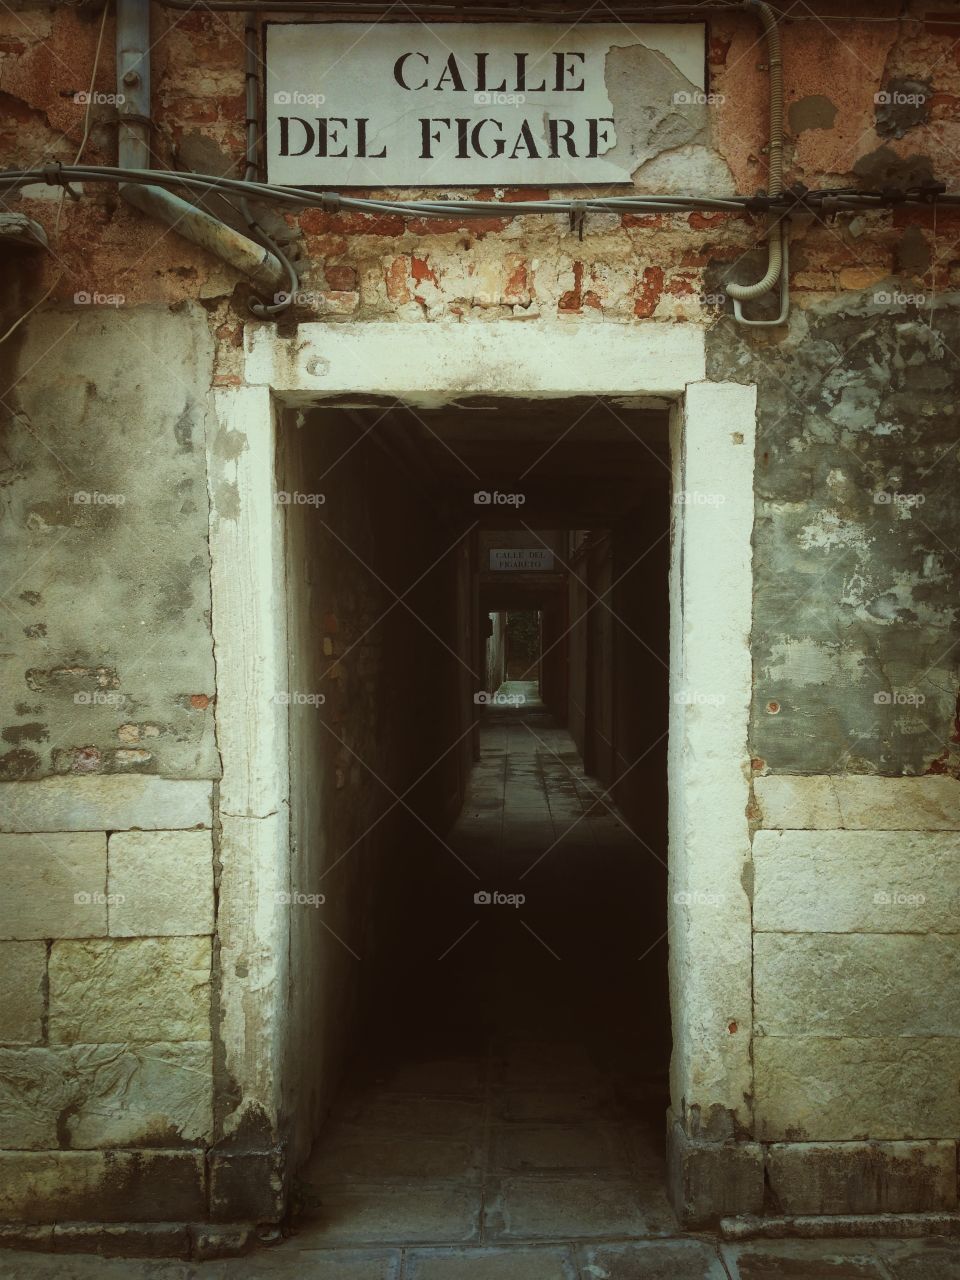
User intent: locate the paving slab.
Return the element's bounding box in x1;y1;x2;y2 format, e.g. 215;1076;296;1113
485;1177;675;1240
721;1239;892;1279
577;1239;729;1279
403;1245;578;1278
286;1249;402;1278
882;1237;960;1278
295;1183;481;1246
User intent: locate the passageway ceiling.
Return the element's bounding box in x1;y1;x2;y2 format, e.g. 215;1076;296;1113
319;396;672;528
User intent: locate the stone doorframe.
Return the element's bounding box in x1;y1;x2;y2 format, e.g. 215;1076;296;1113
205;321;758;1221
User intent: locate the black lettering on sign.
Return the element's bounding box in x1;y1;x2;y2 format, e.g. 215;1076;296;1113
279;116;315;157
472;118;505;159
475;52;507;94
547;118;577;156
394;51;428;90
317;118;349;159
554;51;585;91
434;53;466;91
355;119;387;159
587;117;614;158
514;52;546;93
509;120;540;159
420;117;452;158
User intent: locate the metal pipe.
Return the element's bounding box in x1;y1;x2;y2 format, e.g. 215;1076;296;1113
726;0;787;320
158;1;742;14
731;220;789;325
115;0;286;295
238;16;299;314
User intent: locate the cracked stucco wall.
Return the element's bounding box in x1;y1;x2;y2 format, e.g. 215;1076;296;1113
707;294;960;778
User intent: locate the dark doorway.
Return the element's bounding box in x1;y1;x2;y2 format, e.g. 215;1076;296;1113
279;397;673;1245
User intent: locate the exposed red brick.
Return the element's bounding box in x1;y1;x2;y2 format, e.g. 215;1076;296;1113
215;322;243;348
325;264;357;291
410;255;437;285
503;260;529;301
405;215;510;236
217;94;246;124
621;212;665;230
189;694;210;709
558;261;584;312
299;209;407;237
633;266;664;317
688;211;737;230
385;256;412;304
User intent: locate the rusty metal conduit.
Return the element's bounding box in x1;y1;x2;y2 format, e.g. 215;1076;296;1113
116;0;288;296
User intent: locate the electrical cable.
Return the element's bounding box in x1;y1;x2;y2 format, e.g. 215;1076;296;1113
157;0;741;14
4;165;956;214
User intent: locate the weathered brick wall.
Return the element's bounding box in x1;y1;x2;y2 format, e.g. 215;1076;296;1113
1;0;960;1236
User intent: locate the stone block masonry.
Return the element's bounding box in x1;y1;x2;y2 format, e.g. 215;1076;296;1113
0;774;217;1225
748;772;960;1216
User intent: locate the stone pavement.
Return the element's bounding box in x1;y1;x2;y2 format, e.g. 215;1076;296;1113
2;1233;960;1278
1;689;957;1278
